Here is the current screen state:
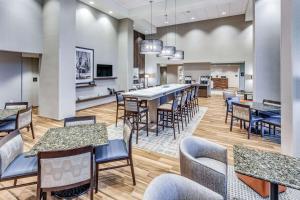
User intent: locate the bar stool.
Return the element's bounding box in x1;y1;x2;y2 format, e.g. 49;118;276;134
191;85;200;113
156;95;181;139
115;90;125;126
124;97;149;144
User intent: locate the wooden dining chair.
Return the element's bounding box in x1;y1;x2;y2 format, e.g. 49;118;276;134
64;116;96;127
1;101;28;125
94;119;135;193
0;107;35;139
115;90;125;127
0;130;37;191
37;146;94;200
230;103;263;139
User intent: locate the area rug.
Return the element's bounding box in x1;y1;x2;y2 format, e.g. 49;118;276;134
108;106;207;157
108;106;300;200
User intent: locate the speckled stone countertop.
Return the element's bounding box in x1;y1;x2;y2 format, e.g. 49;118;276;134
233;145;300;189
0;109;18;120
26;123;108;156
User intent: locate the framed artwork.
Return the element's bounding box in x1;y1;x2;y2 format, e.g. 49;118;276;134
76;47;94;84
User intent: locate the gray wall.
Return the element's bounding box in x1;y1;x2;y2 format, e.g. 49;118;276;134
254;0;281;102
76;1;119;91
0;0;43;53
146;15;253;91
183;63;211;82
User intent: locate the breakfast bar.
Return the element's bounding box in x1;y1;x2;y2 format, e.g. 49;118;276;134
122;84;190;123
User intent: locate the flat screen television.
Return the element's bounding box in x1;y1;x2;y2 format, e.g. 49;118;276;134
96;64;113;77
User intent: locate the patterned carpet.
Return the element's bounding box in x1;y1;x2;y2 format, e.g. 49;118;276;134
108;107;300;200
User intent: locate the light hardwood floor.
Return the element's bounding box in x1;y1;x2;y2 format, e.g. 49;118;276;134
0;95;281;200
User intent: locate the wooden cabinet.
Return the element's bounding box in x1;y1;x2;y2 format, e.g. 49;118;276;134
211;78;228;89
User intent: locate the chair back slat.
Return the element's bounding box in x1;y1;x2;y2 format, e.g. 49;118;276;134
232;103;251;121
172;95;181;111
226;97;240;111
38;146;93;189
5;102;28;110
17;107;32;129
64;116;96;127
116;91;125;103
124;98;139;112
123;120;133;152
263;99;281;107
180;92;187;107
0;130;23;176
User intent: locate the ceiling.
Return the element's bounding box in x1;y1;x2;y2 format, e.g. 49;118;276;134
80;0;253;34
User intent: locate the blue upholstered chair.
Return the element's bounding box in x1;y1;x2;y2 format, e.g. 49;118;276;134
180;136;227;199
3;102;28;121
94;119;135;193
143;174;223;200
259;99;281;118
225;96;240;123
262;116;281;136
64;115;96;127
0;130;37;190
115;90;125;127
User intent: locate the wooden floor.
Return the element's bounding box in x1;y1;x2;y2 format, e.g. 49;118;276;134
0;95;281;200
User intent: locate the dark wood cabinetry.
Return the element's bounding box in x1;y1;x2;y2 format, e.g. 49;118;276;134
212;78;228;89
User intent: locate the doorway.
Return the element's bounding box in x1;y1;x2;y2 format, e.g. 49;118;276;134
160;67;167;85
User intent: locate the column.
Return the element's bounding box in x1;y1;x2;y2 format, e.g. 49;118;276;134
117;18;134;91
39;0;76;120
281;0;300;157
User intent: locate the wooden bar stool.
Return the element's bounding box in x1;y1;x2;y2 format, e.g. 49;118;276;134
156;95;181;139
115;90;125;127
124;97;149;144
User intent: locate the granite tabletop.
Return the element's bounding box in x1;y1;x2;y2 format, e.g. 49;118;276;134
26;123;108;156
239;101;280;112
233;145;300;189
0;109;18;121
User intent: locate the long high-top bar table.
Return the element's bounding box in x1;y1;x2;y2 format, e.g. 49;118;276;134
123;84;190;123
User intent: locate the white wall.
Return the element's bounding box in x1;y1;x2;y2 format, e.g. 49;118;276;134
211;65;240;88
0;0;43;53
76;1;120;99
254;0;281;102
166;65;179;84
145;15;253;90
183;63;211;82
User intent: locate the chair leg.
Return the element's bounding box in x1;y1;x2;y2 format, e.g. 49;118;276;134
240;120;242;129
156;111;159;136
129;158;136;185
248;124;251;139
116;106;119;127
146;111;149;136
172;112;176;139
230;116;233;132
30;122;35;139
95;164;99;193
180;111;184;130
135;115;139;144
225;111;228;123
176;114;180;134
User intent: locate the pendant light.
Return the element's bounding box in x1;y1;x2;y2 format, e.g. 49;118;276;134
169;0;184;60
140;1;163;55
157;0;176;58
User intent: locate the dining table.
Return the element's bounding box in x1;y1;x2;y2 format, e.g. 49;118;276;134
234;145;300;200
26;123;108;157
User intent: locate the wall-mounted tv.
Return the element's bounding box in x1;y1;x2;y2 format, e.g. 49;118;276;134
96;64;113;77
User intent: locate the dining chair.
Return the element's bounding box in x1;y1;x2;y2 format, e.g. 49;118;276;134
94;119;135;193
4;102;29;121
115;90;125;127
156;95;181;139
225;96;240;123
261;116;281;136
230;103;263;139
260;99;281;118
0;130;37;191
64;116;96;127
0;107;35;139
180;136;227;199
143;174;223;200
37;146;94;200
124;97;148;144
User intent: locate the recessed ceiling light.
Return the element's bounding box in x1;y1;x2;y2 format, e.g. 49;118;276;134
89;1;94;5
109;11;113;14
191;17;195;20
222;11;226;15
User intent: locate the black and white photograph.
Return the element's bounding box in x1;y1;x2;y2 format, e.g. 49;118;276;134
76;47;94;83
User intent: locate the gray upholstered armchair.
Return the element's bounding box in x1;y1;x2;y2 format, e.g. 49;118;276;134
143;174;223;200
180;136;228;199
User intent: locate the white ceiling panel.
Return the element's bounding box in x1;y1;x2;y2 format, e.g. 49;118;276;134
79;0;252;34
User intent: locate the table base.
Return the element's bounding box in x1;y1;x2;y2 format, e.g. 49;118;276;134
270;183;278;200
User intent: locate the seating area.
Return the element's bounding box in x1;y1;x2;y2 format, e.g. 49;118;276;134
1;0;300;200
